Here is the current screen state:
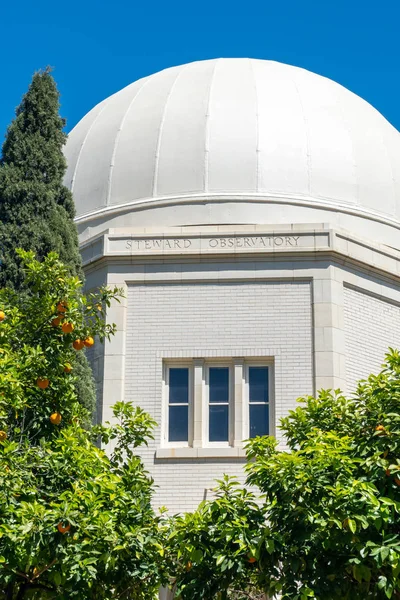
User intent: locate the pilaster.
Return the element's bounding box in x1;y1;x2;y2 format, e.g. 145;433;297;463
102;272;128;422
313;267;347;393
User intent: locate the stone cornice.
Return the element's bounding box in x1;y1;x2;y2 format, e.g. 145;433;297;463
80;225;400;283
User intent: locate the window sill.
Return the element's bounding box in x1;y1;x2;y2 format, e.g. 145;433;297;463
155;447;247;459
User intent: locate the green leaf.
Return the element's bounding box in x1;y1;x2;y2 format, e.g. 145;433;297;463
380;497;397;506
348;519;356;534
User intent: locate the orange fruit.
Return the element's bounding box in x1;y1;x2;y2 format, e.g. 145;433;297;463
0;431;7;442
50;412;62;426
61;322;74;334
57;522;71;534
386;469;391;476
51;317;61;327
248;556;257;564
395;477;400;487
84;336;94;348
375;425;386;434
0;311;5;322
56;301;68;313
37;378;49;390
64;363;73;374
185;561;192;572
96;304;102;311
72;339;85;351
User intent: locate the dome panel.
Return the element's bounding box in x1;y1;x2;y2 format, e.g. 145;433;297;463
297;68;358;204
254;61;309;196
382;126;400;220
156;59;215;196
207;58;258;192
64;98;107;195
354;109;396;215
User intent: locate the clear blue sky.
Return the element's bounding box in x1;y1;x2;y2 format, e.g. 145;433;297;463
1;0;399;138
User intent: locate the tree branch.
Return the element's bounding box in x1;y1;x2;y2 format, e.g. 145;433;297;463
31;558;57;581
1;564;29;581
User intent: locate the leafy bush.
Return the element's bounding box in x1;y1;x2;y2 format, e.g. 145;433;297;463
0;252;167;599
169;476;265;599
246;351;400;599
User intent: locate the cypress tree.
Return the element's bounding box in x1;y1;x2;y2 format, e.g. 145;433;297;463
0;67;96;420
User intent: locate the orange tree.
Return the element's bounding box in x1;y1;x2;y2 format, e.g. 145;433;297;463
169;353;400;600
168;476;265;600
244;351;400;600
0;251;169;599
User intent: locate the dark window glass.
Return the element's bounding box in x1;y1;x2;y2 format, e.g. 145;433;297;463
249;404;269;438
169;405;188;442
249;366;269;438
209;367;229;403
209;405;229;442
169;368;189;404
168;367;189;442
249;367;269;403
209;367;229;441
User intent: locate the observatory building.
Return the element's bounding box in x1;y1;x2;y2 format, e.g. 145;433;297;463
65;58;400;513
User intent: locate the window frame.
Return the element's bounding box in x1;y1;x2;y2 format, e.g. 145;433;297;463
204;361;234;447
162;362;194;447
243;361;274;439
162;358;274;448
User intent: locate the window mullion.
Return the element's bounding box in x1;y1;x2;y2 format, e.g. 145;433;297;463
192;359;204;448
233;359;244;447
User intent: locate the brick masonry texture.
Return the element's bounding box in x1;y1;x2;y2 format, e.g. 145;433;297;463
125;281;313;513
344;285;400;392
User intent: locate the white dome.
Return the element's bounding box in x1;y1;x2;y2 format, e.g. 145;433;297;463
65;58;400;233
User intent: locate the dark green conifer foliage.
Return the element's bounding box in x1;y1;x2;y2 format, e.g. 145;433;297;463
0;67;96;420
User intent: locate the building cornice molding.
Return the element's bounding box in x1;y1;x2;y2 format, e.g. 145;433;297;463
81;225;400;284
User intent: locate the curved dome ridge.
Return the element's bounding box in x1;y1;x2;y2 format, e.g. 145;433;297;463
64;58;400;228
203;58;220;193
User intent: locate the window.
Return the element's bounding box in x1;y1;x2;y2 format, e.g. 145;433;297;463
248;366;269;438
208;367;230;442
167;367;189;442
163;359;273;447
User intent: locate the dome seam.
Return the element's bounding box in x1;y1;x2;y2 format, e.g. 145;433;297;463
203;59;220;193
291;73;311;196
376;114;397;218
249;58;260;192
333;85;360;207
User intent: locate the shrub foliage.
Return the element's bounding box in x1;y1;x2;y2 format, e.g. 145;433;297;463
0;252;167;599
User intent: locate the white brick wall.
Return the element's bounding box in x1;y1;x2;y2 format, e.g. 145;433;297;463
125;281;313;513
344;285;400;391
